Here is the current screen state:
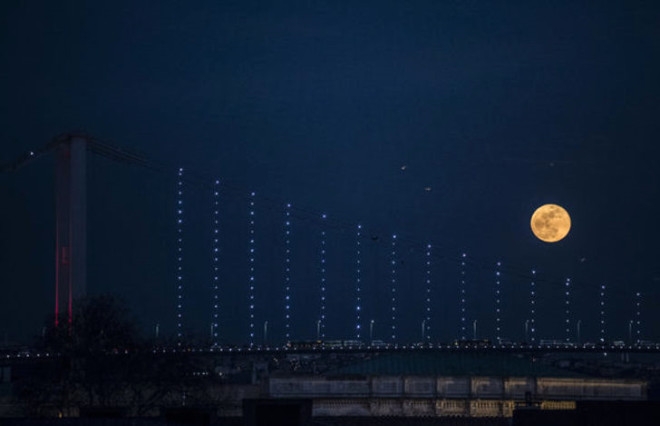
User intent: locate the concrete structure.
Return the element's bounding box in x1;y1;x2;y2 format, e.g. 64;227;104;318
54;136;88;326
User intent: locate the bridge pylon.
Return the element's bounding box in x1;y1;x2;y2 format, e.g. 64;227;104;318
54;136;87;326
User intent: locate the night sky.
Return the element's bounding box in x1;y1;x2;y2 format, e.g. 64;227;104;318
1;1;659;345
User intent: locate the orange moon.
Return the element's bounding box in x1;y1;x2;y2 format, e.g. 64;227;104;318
530;204;571;243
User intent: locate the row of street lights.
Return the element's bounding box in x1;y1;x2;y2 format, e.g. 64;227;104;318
281;317;640;345
229;317;643;345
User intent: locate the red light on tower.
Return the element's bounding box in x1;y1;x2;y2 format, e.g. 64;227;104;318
54;136;87;327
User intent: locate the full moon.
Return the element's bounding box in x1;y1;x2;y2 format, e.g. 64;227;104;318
530;204;571;243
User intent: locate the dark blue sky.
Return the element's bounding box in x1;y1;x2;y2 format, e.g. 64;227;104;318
1;1;659;345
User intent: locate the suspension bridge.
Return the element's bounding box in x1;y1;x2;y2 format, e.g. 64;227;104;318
1;134;654;350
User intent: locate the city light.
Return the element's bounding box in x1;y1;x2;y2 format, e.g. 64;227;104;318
248;192;256;346
460;253;467;340
636;291;642;343
564;277;571;342
175;167;184;344
424;244;432;342
319;214;327;339
390;234;398;342
284;203;292;340
211;180;220;345
355;224;362;339
599;284;606;344
495;261;502;342
529;269;537;343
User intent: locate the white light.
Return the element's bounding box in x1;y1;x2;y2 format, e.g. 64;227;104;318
284;203;292;340
635;291;642;342
355;224;362;339
175;167;184;343
248;192;256;346
422;244;431;341
494;261;502;342
529;269;537;343
459;253;468;340
319;214;327;339
390;234;398;342
599;283;606;343
564;277;571;342
211;179;220;345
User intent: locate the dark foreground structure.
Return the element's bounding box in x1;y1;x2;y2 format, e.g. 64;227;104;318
2;349;659;425
2;402;660;426
513;400;660;426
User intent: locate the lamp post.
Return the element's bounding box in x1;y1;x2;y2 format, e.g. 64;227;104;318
473;320;478;340
316;320;321;340
263;321;268;346
524;320;529;343
422;320;426;341
369;319;375;342
628;320;633;344
576;319;581;344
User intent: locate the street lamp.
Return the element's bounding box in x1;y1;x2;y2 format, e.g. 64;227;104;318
576;319;581;344
524;320;529;343
316;320;321;340
628;320;633;344
473;320;478;340
422;320;426;341
369;319;375;342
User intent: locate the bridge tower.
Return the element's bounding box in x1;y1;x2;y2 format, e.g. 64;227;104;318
54;136;87;326
3;134;149;327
